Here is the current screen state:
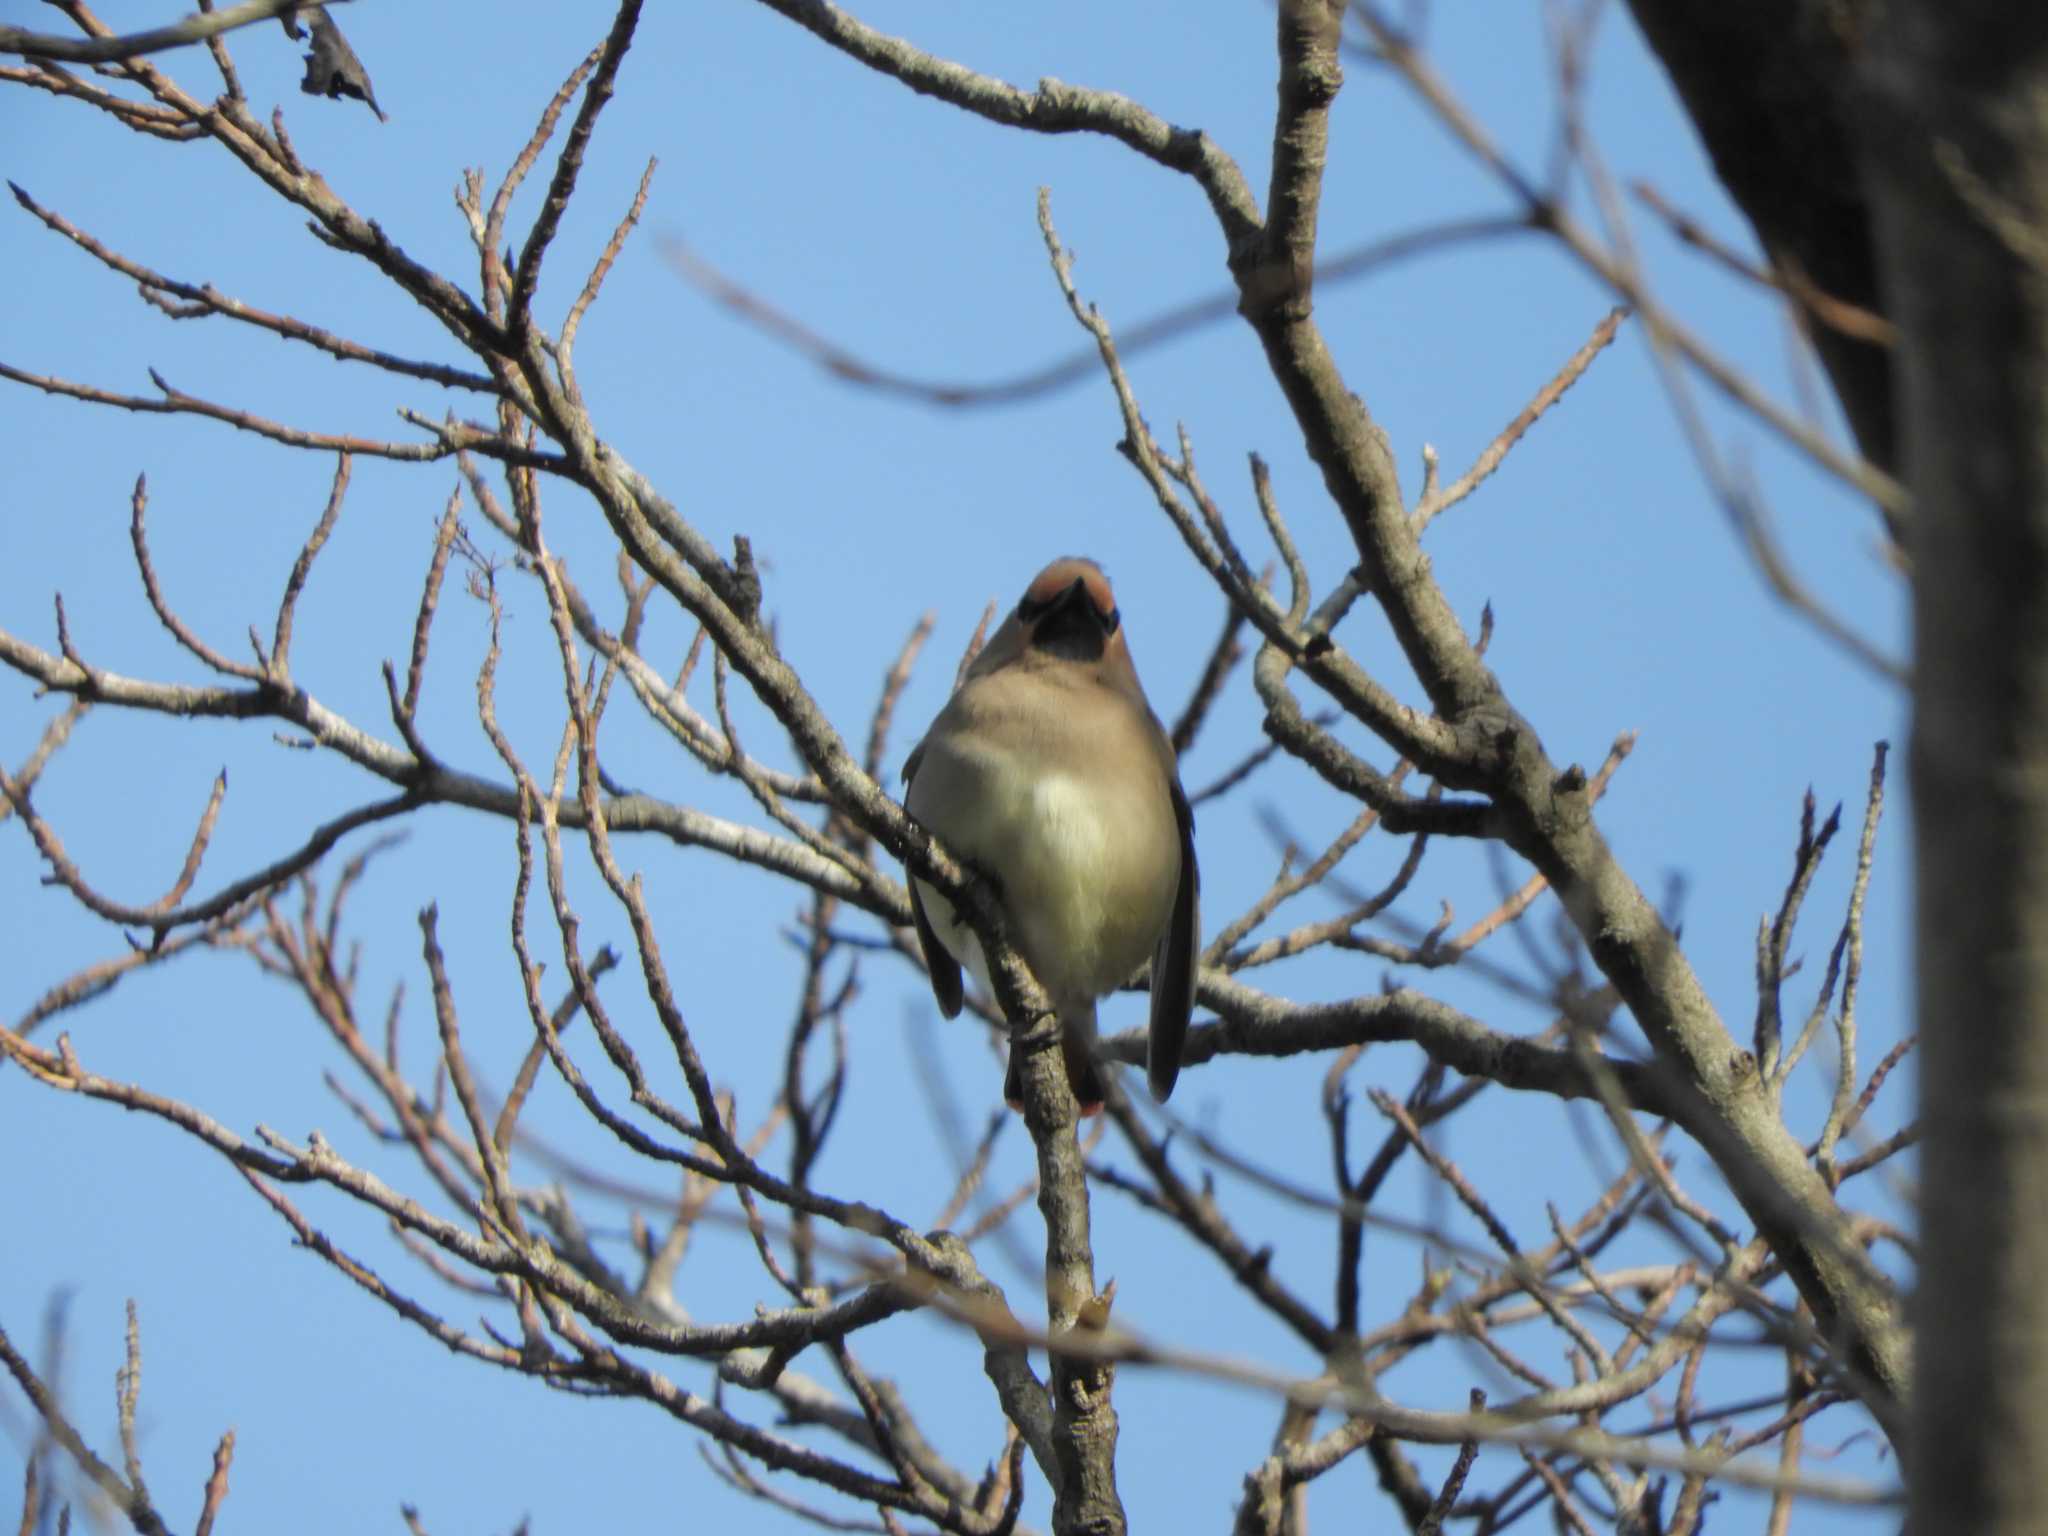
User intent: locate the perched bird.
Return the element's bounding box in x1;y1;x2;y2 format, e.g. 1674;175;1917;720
903;557;1199;1111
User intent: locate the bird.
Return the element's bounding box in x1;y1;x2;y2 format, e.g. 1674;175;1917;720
902;557;1199;1112
291;4;387;123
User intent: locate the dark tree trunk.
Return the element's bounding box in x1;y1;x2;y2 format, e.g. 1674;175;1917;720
1633;4;2048;1525
1625;1;1897;483
1861;8;2048;1528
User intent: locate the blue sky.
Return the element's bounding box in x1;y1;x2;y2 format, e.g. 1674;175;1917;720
2;3;1909;1532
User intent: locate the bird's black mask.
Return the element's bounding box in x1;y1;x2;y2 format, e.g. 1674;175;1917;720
1023;577;1118;664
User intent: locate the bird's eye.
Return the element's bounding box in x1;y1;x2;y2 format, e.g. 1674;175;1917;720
1100;605;1120;635
1017;595;1047;621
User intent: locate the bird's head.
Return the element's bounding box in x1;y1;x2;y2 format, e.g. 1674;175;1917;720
1015;557;1121;664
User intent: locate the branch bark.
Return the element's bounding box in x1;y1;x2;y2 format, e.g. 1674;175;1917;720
2;0;310;64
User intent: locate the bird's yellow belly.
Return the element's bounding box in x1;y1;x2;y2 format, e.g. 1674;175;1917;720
922;765;1177;1006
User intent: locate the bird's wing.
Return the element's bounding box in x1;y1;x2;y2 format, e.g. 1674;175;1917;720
906;878;965;1019
1146;777;1200;1101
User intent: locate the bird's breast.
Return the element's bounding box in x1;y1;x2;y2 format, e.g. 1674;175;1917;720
910;735;1179;1006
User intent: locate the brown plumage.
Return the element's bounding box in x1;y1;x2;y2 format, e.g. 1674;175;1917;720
903;558;1199;1112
